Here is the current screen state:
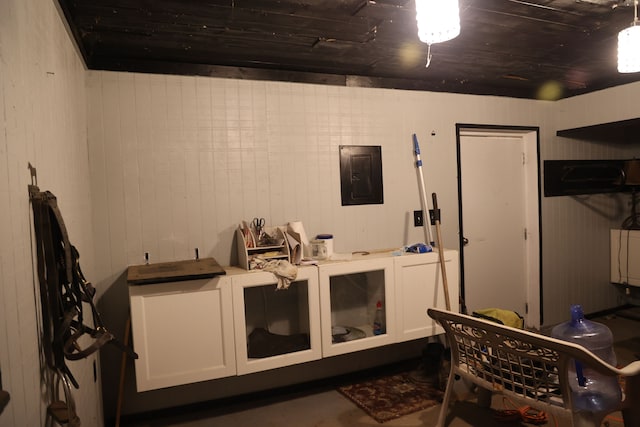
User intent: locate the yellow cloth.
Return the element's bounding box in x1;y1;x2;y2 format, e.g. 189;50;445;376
473;308;524;329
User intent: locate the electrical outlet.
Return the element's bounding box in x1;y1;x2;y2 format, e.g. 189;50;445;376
413;210;424;227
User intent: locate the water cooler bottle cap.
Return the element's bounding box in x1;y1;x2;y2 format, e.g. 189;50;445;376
570;304;584;326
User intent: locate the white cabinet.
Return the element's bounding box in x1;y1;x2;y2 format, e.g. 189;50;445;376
394;250;459;342
318;257;396;357
129;276;236;392
230;266;322;374
127;249;460;391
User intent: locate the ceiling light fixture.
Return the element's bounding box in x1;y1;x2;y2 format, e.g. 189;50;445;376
618;0;640;73
415;0;461;68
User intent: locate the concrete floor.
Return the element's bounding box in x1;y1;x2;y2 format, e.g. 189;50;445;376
120;313;639;427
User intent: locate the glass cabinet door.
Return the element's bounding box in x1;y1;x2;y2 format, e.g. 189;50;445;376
232;266;321;374
318;257;395;357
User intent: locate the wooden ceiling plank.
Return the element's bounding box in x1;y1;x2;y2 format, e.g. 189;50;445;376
57;0;640;99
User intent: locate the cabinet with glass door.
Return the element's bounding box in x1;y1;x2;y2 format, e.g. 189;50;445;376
230;266;321;375
317;256;395;357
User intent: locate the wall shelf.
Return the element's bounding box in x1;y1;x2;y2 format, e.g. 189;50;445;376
543;159;626;197
556;118;640;143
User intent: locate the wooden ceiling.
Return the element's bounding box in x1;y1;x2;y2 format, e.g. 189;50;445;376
57;0;640;99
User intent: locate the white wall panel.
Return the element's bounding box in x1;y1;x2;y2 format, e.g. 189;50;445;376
555;83;640;131
540;86;640;325
0;1;101;426
86;73;554;280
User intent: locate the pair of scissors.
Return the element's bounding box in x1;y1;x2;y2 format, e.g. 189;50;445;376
252;217;265;237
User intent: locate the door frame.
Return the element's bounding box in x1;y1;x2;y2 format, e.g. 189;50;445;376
456;124;543;327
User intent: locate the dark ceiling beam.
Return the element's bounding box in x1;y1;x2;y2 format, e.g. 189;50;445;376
88;55;542;99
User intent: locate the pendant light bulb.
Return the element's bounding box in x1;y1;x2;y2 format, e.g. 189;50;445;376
618;0;640;73
415;0;461;45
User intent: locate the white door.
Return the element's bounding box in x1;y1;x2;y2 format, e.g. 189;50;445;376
458;128;540;327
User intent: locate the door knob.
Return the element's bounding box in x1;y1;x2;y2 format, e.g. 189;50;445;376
462;237;469;246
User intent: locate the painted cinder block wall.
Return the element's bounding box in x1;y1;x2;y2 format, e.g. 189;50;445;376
2;1;640;425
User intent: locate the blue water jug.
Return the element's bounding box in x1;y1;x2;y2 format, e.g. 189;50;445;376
551;305;621;412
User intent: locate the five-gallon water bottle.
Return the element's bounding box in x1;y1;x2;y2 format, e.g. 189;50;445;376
551;305;621;412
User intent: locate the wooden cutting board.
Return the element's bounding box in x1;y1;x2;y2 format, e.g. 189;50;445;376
127;257;226;285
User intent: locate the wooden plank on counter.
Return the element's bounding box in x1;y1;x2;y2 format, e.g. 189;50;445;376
127;257;226;285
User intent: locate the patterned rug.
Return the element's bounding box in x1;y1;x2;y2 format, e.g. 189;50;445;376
337;371;444;423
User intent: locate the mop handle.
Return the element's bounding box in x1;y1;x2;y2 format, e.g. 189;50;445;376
432;192;451;311
413;134;434;245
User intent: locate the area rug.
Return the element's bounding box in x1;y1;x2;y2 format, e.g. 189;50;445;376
337;372;443;423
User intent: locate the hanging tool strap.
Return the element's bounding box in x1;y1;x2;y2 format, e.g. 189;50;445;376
29;185;137;389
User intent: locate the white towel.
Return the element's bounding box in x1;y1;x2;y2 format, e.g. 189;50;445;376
253;258;298;290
